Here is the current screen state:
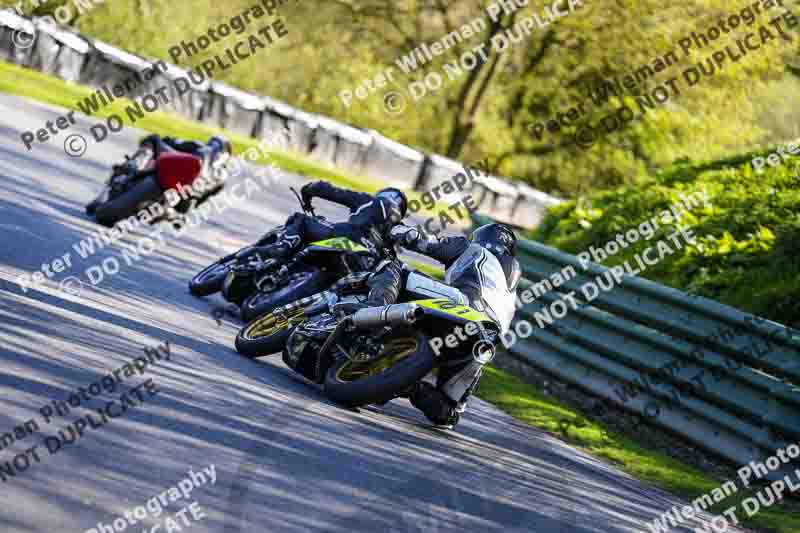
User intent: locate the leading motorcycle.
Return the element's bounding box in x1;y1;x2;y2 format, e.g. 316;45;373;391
87;138;230;227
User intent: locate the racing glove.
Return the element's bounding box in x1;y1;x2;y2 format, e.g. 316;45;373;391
300;183;316;210
390;225;420;247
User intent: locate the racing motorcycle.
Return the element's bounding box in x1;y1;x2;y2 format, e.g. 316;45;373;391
86;137;230;227
189;187;311;298
188;224;285;297
234;263;500;408
217;189;391;322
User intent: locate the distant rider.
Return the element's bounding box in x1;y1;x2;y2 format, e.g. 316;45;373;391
86;134;231;215
123;133;232;172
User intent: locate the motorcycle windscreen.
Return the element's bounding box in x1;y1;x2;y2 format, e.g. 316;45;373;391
156;152;202;190
444;244;516;334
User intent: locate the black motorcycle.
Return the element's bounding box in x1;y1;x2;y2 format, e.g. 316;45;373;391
188;224;285;297
193;189;389;322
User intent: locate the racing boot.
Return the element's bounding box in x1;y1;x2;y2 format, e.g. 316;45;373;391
333;263;402;317
254;243;294;259
85;195;102;215
409;381;461;429
244;236;300;260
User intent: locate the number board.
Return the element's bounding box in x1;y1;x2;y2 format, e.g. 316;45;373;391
414;299;491;323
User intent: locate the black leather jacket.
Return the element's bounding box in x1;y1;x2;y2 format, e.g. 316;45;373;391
304;181;401;244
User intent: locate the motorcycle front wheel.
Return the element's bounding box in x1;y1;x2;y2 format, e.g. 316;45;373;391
189;256;237;296
235;308;306;357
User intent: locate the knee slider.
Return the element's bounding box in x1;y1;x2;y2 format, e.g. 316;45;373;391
411;382;460;425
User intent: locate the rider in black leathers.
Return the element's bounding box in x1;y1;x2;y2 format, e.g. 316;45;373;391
249;181;408;259
140;134;231;160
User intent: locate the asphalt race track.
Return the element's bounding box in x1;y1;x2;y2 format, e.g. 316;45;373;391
0;93;749;533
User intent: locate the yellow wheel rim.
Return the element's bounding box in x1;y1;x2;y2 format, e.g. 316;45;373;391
243;309;303;340
335;337;418;382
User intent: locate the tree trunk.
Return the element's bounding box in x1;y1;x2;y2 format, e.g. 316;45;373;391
444;16;510;159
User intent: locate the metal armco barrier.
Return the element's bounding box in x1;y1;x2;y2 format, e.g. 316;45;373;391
0;10;561;229
472;213;800;479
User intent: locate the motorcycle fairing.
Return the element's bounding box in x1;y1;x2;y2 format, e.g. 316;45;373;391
445;244;516;334
413;299;493;325
156;152;202;190
309;237;369;253
404;271;467;303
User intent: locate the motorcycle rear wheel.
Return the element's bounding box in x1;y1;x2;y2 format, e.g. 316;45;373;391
240;267;327;322
324;330;435;407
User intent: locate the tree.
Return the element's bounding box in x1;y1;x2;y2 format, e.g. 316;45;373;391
20;0;796;197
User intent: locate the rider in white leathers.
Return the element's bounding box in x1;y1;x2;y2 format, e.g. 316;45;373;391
374;223;521;427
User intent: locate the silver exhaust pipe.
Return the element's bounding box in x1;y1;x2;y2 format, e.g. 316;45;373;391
351;304;422;329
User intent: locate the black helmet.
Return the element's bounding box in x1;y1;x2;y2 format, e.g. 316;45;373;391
471;223;520;291
208;135;232;154
471;223;517;257
376;187;408;221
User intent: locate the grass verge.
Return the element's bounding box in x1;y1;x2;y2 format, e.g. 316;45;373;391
475;365;800;533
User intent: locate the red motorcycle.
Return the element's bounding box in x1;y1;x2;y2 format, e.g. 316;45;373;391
86;138;229;227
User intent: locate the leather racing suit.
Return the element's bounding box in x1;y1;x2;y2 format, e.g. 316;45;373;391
365;231;520;427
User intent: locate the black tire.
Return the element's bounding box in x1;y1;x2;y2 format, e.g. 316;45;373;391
240;267;328;322
201;180;224;199
324;331;435;407
95;176;162;227
189;257;235;296
176;175;224;214
235;311;301;357
191;225;281;298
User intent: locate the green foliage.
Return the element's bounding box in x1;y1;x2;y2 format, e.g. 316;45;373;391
2;0;797;197
532;147;800;328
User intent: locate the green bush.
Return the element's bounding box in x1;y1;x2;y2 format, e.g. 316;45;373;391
531;148;800;329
